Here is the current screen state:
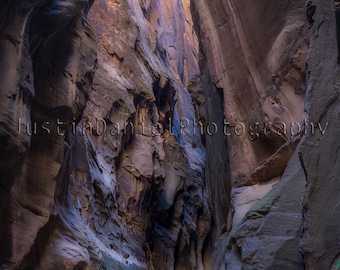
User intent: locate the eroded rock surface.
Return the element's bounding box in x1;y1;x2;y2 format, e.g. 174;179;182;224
0;0;339;269
1;0;97;269
1;0;210;269
300;1;340;268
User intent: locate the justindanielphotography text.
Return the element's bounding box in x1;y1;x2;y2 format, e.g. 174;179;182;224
17;117;328;141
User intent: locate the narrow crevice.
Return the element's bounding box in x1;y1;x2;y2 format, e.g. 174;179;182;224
152;77;175;131
298;149;309;267
114;114;136;169
307;1;316;27
335;1;340;62
19;215;59;270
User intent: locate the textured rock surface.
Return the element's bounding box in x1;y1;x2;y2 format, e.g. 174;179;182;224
1;0;210;269
220;150;306;269
300;0;340;268
0;0;97;269
192;0;309;186
191;1;310;268
1;0;340;269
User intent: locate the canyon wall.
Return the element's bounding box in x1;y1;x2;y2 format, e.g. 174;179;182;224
0;0;339;269
1;0;210;269
192;0;308;268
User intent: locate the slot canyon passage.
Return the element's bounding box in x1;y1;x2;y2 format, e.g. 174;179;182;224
1;0;340;269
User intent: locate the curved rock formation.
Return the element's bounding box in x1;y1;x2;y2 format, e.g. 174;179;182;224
0;0;339;269
0;0;97;269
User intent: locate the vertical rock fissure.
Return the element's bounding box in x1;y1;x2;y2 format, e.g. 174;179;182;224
190;1;232;266
335;0;340;62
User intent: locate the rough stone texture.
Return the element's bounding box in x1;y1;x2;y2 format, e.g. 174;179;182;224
1;0;340;269
300;0;340;268
81;0;211;269
1;0;211;269
221;150;306;269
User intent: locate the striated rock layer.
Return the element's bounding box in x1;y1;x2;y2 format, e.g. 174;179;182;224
0;0;339;269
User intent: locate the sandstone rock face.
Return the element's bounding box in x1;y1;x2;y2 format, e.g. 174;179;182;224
0;0;97;269
191;1;310;268
300;1;340;268
1;0;210;269
0;0;339;269
193;0;309;186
